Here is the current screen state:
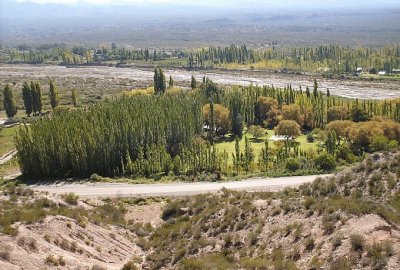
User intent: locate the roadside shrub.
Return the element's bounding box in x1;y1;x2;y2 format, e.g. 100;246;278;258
315;153;336;171
161;201;183;220
61;193;79;205
286;158;300;172
303;197;315;210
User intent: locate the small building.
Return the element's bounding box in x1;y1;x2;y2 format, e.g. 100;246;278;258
269;135;294;142
392;69;400;74
378;71;387;76
203;125;216;132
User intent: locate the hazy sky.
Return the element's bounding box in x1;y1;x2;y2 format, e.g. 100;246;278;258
14;0;400;7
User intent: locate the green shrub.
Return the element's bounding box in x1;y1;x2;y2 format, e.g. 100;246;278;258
180;253;233;270
61;193;79;205
161;201;183;220
286;158;300;172
329;257;352;270
350;234;365;252
304;237;315;252
121;260;139;270
303;197;315;210
331;234;343;250
315;153;336;171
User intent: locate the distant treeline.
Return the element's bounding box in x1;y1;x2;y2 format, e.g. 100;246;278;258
3;44;400;74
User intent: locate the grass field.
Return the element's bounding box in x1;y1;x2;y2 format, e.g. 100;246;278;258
0;126;18;156
215;128;320;164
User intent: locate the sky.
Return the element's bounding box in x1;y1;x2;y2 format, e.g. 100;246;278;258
13;0;400;8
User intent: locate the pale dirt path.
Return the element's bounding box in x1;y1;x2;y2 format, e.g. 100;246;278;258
31;174;331;198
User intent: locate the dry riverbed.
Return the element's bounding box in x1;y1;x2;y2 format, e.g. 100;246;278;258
1;64;399;100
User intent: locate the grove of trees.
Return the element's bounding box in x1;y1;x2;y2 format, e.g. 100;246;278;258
13;75;400;180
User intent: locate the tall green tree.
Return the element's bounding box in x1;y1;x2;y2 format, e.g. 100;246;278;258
3;84;17;118
232;136;241;175
191;75;197;90
22;82;33;116
49;81;59;109
313;79;318;98
153;67;166;94
168;75;174;88
71;89;78;107
34;81;43;114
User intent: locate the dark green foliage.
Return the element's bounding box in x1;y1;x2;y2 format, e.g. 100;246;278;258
286;158;300;172
350;234;365;252
351;106;370;122
71;89;78;107
49;81;59;109
315;153;336;171
191;75;197;89
22;82;33;116
153;67;166;94
3;84;17;118
16;93;205;179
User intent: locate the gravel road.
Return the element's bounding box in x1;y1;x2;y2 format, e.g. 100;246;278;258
31;174;331;198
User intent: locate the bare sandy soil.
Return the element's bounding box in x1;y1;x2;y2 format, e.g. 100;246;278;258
1;64;399;100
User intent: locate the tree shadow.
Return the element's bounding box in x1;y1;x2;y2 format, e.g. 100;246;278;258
214;135;236;144
250;137;264;143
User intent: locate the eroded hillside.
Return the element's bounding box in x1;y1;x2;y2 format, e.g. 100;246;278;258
0;151;399;270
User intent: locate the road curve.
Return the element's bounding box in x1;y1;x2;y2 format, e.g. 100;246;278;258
31;174;331;198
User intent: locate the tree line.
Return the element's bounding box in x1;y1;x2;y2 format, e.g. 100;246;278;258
5;44;399;74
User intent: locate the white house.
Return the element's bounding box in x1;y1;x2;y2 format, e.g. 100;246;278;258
378;71;387;76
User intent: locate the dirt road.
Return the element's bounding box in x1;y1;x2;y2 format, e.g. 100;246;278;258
31;174;331;198
1;64;399;99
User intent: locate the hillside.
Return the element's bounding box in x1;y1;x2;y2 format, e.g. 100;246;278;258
0;150;399;269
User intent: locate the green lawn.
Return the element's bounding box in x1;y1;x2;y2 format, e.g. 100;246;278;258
0;126;18;156
215;128;320;164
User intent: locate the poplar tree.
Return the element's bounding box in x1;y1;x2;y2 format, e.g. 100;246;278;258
22;82;33;116
3;84;17;118
34;81;43;115
191;75;197;89
153;68;159;93
71;89;78;107
313;79;318;98
49;81;59;109
153;67;166;94
232;136;241;175
168;75;174;88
